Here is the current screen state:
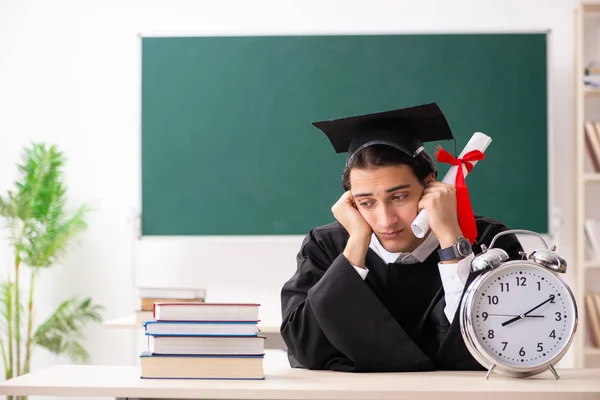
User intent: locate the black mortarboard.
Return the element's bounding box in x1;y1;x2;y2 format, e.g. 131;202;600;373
313;102;454;165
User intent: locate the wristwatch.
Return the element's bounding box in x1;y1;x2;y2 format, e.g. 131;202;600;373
437;236;473;261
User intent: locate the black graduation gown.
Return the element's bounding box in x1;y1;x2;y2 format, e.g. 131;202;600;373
280;215;524;372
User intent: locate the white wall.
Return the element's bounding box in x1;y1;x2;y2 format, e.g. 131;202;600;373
0;0;583;375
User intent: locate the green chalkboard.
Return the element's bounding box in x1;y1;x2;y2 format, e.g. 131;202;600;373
141;33;547;235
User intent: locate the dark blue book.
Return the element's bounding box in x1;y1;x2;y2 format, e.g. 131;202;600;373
143;320;259;336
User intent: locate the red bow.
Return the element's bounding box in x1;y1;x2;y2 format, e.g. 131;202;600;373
434;147;485;244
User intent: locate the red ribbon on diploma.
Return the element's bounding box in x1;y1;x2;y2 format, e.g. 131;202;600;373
435;147;485;244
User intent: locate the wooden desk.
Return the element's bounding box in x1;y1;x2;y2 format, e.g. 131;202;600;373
103;315;286;350
0;350;599;400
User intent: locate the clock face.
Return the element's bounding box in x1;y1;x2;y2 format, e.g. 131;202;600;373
467;262;577;369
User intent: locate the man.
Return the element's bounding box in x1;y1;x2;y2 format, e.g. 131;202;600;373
280;102;523;372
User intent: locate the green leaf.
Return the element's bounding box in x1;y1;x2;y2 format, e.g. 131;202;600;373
0;282;14;335
33;298;102;363
23;204;88;268
0;143;89;269
0;282;24;335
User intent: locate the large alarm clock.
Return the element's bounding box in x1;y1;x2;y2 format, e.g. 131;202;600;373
459;229;578;380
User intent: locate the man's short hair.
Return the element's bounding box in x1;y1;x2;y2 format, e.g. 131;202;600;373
341;144;437;191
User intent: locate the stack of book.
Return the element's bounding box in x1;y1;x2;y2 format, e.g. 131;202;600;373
135;287;206;323
140;302;265;380
586;62;600;88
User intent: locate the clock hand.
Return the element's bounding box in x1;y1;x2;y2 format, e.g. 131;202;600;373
501;314;525;326
501;296;554;327
485;313;544;318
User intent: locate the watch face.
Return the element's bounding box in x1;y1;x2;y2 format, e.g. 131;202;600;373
463;262;577;371
457;237;472;257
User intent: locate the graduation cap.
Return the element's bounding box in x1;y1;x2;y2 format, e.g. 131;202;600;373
312;102;454;165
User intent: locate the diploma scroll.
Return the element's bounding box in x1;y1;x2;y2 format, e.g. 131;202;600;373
411;132;492;238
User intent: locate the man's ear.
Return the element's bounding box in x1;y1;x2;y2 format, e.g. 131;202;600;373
424;172;436;186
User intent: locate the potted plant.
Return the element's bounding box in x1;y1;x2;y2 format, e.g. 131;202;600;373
0;143;102;394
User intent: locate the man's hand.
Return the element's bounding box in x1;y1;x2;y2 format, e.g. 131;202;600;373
332;191;372;268
417;181;463;250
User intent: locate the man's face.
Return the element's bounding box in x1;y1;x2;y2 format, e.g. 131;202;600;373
349;164;433;253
